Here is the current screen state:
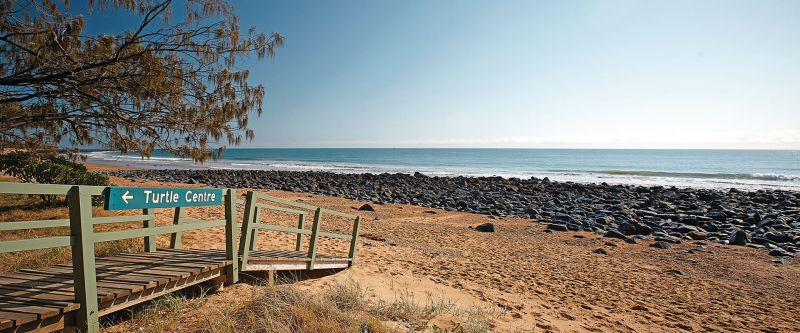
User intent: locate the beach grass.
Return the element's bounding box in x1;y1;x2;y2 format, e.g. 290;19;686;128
118;279;494;333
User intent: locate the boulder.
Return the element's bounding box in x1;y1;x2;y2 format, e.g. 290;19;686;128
768;248;794;257
358;203;375;211
729;229;749;246
650;241;672;249
474;223;496;233
546;223;569;232
687;231;708;240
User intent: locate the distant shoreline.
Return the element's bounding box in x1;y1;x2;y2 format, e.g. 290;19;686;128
86;148;800;191
99;167;800;258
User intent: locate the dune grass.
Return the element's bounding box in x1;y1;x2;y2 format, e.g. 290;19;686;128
119;279;496;333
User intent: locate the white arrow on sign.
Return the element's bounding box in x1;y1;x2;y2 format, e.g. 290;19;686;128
121;191;134;204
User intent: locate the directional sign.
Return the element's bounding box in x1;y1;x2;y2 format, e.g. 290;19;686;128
104;187;224;210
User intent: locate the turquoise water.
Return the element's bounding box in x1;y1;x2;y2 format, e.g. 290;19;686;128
88;149;800;190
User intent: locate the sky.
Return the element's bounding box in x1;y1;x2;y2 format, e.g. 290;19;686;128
95;0;800;149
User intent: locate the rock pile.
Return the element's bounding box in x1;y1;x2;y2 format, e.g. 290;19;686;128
104;169;800;255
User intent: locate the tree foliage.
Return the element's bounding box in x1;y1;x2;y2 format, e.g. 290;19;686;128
0;151;109;203
0;0;283;162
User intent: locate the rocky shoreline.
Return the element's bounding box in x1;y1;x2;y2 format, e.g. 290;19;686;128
104;169;800;257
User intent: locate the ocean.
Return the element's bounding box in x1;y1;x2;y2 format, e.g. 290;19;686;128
87;148;800;191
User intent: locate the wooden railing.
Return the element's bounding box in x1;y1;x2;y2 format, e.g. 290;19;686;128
0;182;363;333
0;183;239;333
238;193;361;271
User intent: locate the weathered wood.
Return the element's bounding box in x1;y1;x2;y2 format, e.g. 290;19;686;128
0;183;103;196
225;188;239;284
170;206;184;249
0;219;69;231
143;208;156;252
254;204;308;216
321;208;359;220
0;184;361;332
92;215;149;225
258;224;310;235
68;186;100;333
92;219;225;243
295;214;305;251
248;208;261;251
0;246;352;331
0;300;64;320
0;309;37;327
0;236;73;254
252;224;350;239
238;191;256;272
307;208;323;270
349;216;361;266
253;194;318;210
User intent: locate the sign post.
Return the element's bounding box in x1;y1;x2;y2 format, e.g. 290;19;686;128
104;187;224;210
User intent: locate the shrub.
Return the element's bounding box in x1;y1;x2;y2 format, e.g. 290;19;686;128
0;151;110;204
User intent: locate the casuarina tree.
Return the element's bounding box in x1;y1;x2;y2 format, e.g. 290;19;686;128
0;0;283;161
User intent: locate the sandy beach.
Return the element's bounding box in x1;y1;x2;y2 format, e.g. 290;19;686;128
91;164;800;332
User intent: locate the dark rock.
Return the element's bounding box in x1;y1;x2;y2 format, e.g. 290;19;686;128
650;241;672;249
655;236;682;244
546;223;569;232
474;223;496;233
358;203;375;211
729;229;749;246
687;231;708;240
771;258;788;265
593;248;608;255
604;230;627;240
102;168;800;256
768;249;794;257
764;232;792;243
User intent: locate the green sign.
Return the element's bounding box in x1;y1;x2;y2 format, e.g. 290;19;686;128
104;187;224;210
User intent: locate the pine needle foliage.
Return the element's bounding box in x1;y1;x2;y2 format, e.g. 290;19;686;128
0;0;284;162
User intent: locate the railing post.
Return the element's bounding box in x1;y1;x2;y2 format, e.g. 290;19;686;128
170;206;184;249
307;208;323;270
68;186;100;333
248;208;260;251
238;191;256;272
348;216;361;266
224;189;239;284
295;213;305;251
142;208;156;252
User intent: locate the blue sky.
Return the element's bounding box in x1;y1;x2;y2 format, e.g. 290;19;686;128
97;1;800;149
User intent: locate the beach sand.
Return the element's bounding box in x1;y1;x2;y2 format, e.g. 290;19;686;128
95;164;800;332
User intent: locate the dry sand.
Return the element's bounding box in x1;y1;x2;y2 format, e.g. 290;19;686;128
98;165;799;332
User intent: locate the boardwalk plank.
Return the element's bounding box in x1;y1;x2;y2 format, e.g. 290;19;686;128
0;248;351;332
0;300;65;319
0;310;37;327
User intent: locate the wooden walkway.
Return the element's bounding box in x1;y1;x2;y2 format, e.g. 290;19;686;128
0;248;351;332
0;183;361;333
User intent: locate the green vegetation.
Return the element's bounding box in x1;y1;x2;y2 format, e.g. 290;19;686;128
0;0;283;162
0;151;109;203
121;280;496;333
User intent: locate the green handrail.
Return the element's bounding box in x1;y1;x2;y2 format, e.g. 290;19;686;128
0;182;239;333
238;192;362;271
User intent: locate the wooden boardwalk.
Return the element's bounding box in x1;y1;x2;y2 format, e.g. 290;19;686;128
0;248;351;332
0;183;361;332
